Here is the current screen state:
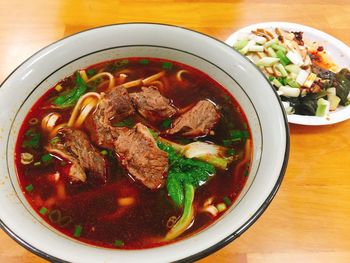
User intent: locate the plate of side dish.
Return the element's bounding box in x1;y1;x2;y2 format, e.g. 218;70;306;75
226;22;350;125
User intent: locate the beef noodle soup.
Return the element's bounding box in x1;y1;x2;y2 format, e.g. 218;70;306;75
15;58;252;249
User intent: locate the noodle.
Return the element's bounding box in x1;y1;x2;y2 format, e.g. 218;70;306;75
67;92;100;127
80;70;115;90
41;113;61;133
118;79;142;89
74;99;98;128
176;70;188;82
142;71;165;85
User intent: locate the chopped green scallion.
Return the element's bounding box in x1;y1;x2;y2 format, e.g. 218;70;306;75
114;239;124;247
25;128;34;136
25;184;34;192
100;150;108;156
223;196;232;206
275;50;291;66
34;161;41;166
50;137;60;145
139;59;149;65
244;169;249;177
41;153;53;163
74;225;82;237
216;203;227;212
233;39;249;51
39;207;48;215
22;130;41;149
271;43;287;53
86;69;97;77
277;77;287;86
162;61;173;70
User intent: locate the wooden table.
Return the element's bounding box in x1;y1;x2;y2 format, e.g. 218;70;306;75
1;0;350;262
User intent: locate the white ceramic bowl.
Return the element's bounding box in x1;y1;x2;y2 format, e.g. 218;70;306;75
0;23;289;262
226;21;350;126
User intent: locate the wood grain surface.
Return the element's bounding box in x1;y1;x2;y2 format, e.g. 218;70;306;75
0;0;350;262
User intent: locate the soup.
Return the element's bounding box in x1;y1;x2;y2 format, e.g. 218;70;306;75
15;58;251;249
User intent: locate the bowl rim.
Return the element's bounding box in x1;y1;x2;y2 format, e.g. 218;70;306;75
0;22;290;263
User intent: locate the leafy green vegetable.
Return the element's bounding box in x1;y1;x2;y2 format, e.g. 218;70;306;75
158;139;217;240
165;183;194;241
158;141;215;206
167;176;184;206
53;72;87;108
112;117;134;128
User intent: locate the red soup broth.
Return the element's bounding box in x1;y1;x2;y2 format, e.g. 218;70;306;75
15;57;252;249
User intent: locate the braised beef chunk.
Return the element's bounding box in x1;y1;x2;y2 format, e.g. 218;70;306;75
130;86;177;122
48;128;108;184
114;123;168;189
167;100;220;137
85;114;127;150
102;86;135;123
85;87;134;148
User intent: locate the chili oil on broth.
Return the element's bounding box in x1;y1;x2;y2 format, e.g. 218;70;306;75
14;57;252;249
